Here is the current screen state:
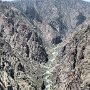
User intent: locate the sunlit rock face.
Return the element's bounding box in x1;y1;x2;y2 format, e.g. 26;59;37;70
0;3;48;90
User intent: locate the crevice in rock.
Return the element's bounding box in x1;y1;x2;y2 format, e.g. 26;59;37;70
0;43;4;47
72;48;77;69
87;84;90;90
9;68;14;79
17;63;25;72
76;12;86;26
7;85;13;90
4;61;14;79
0;33;3;37
1;25;4;32
51;36;62;45
25;45;29;57
26;32;32;41
0;79;5;90
61;45;66;57
41;81;45;90
0;84;4;90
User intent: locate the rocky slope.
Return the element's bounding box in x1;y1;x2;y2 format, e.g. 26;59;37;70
0;0;90;90
13;0;90;47
50;24;90;90
0;2;48;90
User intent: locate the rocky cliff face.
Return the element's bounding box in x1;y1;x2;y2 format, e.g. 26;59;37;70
0;2;48;90
13;0;90;46
51;25;90;90
0;0;90;90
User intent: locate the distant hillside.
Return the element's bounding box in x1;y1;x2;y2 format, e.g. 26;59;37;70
13;0;90;46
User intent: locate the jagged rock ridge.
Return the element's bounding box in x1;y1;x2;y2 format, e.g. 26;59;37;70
51;25;90;90
0;2;48;90
13;0;90;46
0;0;90;90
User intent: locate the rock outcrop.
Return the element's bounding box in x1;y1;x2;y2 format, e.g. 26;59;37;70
13;0;90;46
0;2;48;90
0;0;90;90
51;25;90;90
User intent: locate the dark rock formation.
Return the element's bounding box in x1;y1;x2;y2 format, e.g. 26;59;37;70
7;85;13;90
76;12;86;26
51;36;62;45
41;81;45;90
